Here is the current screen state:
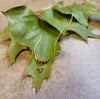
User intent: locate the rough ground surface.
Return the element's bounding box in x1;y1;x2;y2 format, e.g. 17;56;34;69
0;0;100;99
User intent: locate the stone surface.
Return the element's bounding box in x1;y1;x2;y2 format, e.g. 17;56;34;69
0;0;100;99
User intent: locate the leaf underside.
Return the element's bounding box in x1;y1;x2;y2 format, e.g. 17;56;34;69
0;1;100;91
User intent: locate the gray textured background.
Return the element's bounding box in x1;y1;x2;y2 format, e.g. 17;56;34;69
0;0;100;99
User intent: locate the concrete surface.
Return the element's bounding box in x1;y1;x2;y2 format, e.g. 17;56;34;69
0;0;100;99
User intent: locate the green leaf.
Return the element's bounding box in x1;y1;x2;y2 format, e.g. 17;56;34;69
53;1;100;26
18;15;60;62
1;6;61;90
1;1;100;91
1;6;33;64
18;15;61;90
40;9;100;40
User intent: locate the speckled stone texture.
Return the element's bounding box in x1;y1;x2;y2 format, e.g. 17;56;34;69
0;0;100;99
